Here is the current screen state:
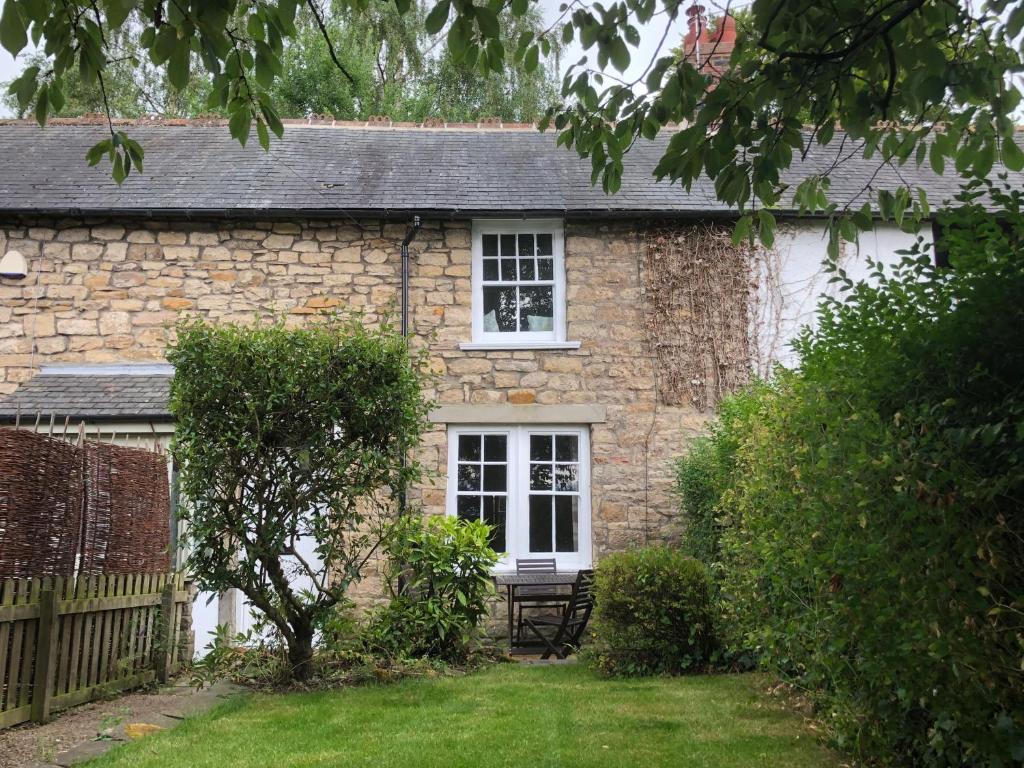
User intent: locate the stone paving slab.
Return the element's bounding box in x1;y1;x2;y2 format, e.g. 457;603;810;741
40;682;243;768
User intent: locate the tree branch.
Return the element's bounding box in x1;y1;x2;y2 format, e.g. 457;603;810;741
305;0;356;86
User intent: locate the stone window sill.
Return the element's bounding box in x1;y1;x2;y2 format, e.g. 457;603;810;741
458;341;582;351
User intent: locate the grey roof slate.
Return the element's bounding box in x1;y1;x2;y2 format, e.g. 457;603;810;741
0;374;172;422
0;122;1009;218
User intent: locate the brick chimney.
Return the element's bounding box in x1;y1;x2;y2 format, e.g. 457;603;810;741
681;3;736;83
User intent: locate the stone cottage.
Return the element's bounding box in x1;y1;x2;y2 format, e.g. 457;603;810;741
0;118;991;636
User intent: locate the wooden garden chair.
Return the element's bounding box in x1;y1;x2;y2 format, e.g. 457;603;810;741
513;558;568;644
521;569;595;659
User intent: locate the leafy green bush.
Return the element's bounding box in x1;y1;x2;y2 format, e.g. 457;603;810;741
169;315;429;681
587;547;714;676
365;515;498;662
675;383;771;565
700;181;1024;766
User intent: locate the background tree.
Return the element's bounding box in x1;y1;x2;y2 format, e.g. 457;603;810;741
168;316;430;681
2;1;558;123
0;0;1020;247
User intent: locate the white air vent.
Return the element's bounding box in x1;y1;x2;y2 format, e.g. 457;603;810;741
0;250;27;279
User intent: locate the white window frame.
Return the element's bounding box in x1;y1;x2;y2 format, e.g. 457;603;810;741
445;425;592;573
467;219;575;349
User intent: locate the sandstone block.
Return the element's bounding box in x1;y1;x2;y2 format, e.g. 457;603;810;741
56;318;98;335
448;358;492;375
262;234;294;249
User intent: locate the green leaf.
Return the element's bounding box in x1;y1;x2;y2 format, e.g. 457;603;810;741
33;82;47;127
609;38;630;73
256;118;270;151
85;139;111;167
8;65;39;111
1001;136;1024;173
0;1;27;55
103;0;135;28
260;103;284;138
111;152;127;184
47;82;64;113
167;46;191;91
758;210;776;249
524;45;539;74
732;214;752;246
247;14;265;41
425;0;450;35
229;107;252;147
474;6;500;39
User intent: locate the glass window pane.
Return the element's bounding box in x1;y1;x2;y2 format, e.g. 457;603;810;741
483;496;507;552
554;496;578;552
554;463;579;492
531;434;553;461
484;434;507;461
555;435;578;462
519;286;553;333
458;434;481;462
537;258;554;281
483;286;519;332
518;233;535;257
530;463;552;491
458;463;481;492
457;495;480;522
536;233;553;256
518;259;535;281
500;234;516;256
500;258;517;281
483;258;498;281
529;495;552;552
482;234;498;257
483;463;507;492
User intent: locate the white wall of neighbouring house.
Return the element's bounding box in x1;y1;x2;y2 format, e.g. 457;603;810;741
752;221;932;375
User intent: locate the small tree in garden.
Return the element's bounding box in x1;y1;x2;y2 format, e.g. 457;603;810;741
168;316;430;682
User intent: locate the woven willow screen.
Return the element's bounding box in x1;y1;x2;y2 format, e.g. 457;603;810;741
0;429;170;578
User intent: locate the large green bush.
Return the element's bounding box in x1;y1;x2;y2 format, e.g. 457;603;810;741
690;181;1024;766
365;515;498;662
588;547;714;676
675;383;771;565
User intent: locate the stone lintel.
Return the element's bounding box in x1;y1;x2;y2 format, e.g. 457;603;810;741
429;404;607;425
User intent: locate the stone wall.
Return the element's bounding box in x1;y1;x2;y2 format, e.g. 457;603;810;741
0;216;708;588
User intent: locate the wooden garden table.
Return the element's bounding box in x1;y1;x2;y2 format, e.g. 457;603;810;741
494;572;577;653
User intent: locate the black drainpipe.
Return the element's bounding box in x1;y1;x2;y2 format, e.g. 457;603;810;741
397;216;421;596
400;216;422;340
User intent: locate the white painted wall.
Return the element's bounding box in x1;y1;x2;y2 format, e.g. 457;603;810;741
752;221;932;374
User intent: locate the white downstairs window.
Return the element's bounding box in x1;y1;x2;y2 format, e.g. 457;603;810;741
468;220;573;348
446;425;592;571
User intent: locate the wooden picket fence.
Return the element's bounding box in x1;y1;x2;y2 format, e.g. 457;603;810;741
0;572;192;729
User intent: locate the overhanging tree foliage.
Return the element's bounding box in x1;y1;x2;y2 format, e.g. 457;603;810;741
1;0;1021;247
168;316;430;681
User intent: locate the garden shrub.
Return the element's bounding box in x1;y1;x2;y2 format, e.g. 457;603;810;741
674;383;771;565
699;180;1024;766
365;515;498;662
588;547;714;676
169;315;429;682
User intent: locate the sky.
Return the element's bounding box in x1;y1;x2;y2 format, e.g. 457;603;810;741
0;0;742;118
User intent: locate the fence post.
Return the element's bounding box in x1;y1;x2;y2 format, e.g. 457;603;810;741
31;588;59;724
157;579;175;683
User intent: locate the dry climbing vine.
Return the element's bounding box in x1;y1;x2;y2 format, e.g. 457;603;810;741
641;222;756;411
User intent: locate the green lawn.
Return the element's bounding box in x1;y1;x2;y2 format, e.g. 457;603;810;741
86;664;837;768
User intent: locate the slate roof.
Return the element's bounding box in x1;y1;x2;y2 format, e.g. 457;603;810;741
0;373;172;422
0;119;1009;218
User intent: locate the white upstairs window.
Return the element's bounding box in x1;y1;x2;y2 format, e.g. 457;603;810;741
469;220;569;347
446;425;591;572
